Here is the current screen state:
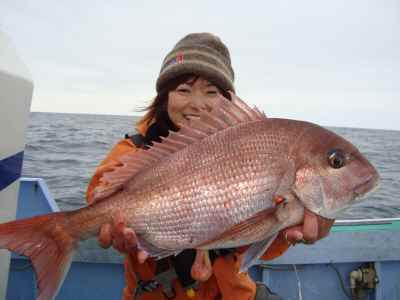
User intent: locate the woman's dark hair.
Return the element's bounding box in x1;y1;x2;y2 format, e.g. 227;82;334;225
142;74;231;129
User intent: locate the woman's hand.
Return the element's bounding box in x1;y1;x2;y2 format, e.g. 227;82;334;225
98;212;149;263
283;208;334;245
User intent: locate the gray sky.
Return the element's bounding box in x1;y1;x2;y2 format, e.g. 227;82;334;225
1;0;399;130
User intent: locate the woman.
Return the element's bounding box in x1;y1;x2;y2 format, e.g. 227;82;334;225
86;33;334;300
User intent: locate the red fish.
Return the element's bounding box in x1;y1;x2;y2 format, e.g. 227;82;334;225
0;94;379;300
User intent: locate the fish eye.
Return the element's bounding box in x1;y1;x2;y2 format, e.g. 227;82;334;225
327;149;346;169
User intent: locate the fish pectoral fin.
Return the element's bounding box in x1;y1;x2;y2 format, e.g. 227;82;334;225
137;236;180;260
199;207;277;249
240;233;279;272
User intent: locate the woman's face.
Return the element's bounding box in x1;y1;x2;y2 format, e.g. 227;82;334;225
167;77;223;127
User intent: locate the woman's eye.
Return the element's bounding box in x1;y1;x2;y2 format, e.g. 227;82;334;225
177;88;190;93
207;90;218;95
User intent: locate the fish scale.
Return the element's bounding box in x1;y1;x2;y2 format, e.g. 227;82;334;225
129;122;300;250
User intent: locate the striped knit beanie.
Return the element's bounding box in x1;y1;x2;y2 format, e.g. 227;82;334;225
156;33;235;93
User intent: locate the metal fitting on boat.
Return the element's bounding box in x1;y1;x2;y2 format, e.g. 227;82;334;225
349;263;378;300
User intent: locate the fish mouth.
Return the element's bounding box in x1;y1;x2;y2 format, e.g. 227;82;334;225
353;174;380;198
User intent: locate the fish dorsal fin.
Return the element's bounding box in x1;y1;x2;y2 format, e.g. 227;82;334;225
190;92;266;131
92;93;266;201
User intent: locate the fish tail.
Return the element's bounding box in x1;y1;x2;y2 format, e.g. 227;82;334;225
0;212;77;300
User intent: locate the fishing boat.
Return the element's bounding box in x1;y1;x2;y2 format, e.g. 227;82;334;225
2;32;400;300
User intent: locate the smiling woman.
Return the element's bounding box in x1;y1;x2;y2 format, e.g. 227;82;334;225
82;32;337;300
86;33;274;300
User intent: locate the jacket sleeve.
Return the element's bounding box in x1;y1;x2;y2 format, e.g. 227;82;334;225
211;239;290;300
86;138;138;205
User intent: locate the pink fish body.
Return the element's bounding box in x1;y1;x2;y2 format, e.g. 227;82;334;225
0;94;379;300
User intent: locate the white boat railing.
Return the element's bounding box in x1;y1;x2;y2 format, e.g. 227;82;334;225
334;218;400;226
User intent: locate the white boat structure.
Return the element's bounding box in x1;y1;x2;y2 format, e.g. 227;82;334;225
0;31;33;300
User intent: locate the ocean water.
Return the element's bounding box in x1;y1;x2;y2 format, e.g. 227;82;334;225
22;112;400;220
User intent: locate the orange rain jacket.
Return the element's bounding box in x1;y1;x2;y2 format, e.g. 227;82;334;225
86;117;290;300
